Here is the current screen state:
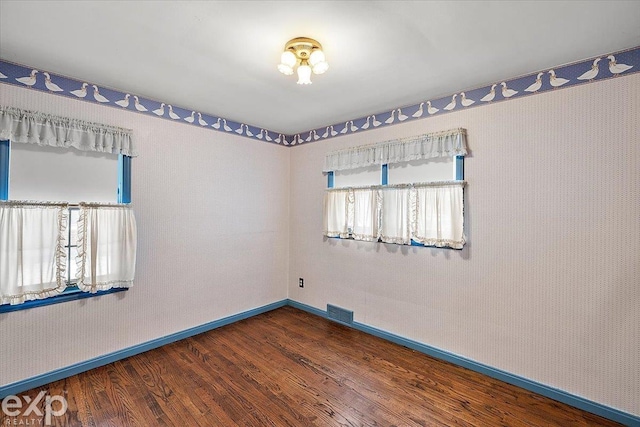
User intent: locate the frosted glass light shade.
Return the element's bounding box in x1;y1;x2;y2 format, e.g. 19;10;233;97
281;51;297;67
312;61;329;75
278;51;297;75
296;64;312;85
277;63;294;75
309;49;325;66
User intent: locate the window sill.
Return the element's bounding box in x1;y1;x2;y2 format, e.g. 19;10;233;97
0;287;128;314
327;236;464;250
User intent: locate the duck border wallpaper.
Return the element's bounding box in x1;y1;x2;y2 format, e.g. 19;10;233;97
0;45;638;146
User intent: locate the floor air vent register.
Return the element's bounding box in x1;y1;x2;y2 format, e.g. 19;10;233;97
327;304;354;325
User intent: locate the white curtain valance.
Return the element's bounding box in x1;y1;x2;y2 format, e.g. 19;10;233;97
323;128;467;172
0;106;137;157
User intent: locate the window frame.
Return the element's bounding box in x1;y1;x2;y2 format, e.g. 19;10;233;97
0;139;131;313
325;155;465;248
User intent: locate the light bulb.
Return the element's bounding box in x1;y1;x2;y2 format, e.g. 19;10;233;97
296;64;312;85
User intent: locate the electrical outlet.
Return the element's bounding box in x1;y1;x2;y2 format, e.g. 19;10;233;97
299;278;304;288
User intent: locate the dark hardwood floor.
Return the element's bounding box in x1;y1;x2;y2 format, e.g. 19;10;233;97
1;306;621;426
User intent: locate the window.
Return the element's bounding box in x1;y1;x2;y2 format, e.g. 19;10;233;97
0;106;137;312
323;129;467;249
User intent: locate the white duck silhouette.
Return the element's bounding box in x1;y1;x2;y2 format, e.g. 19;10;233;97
607;55;633;75
167;105;181;120
294;134;302;144
397;108;408;121
385;110;396;124
578;58;601;81
235;124;244;134
92;85;110;103
460;92;475;107
427;101;439;115
548;70;569;88
222;119;232;131
0;71;7;78
185;111;196;123
116;94;130;108
71;83;88;98
133;96;147;111
412;103;424;118
525;73;543;93
444;94;457;111
340;121;350;134
257;129;265;140
212;118;221;129
43;72;63;92
282;136;290;145
480;84;496;102
264;130;272;142
275;134;283;144
322;127;330;138
500;82;518;98
305;130;316;142
372;115;382;127
16;69;38;86
245;126;254;137
350;120;359;132
361;116;371;130
197;113;208;126
153;103;166;116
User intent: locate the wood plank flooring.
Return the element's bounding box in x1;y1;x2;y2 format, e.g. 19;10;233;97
1;306;622;426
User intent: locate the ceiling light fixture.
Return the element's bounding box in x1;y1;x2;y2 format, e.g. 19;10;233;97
278;37;328;85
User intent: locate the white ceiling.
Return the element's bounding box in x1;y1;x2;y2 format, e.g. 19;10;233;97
1;1;639;135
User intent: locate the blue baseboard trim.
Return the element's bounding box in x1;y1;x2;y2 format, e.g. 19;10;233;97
0;299;287;399
2;297;637;426
287;299;639;427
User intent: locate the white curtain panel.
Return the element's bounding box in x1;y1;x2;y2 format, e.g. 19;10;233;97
412;183;465;249
76;204;137;293
0;201;68;305
350;188;381;242
323;189;351;238
0;106;136;157
380;186;412;245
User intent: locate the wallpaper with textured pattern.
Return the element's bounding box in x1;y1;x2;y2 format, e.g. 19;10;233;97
288;73;640;416
0;84;290;387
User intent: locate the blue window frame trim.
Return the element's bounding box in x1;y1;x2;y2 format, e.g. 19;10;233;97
455;155;464;180
118;154;132;204
381;164;388;185
0;288;127;313
0;143;132;313
0;140;9;200
327;171;334;189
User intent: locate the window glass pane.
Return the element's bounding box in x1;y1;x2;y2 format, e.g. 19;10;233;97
10;144;118;203
334;165;380;188
69;209;79;246
388;157;454;184
68;245;78;283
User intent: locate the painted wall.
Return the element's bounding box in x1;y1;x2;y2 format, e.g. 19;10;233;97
288;74;640;416
0;84;290;387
